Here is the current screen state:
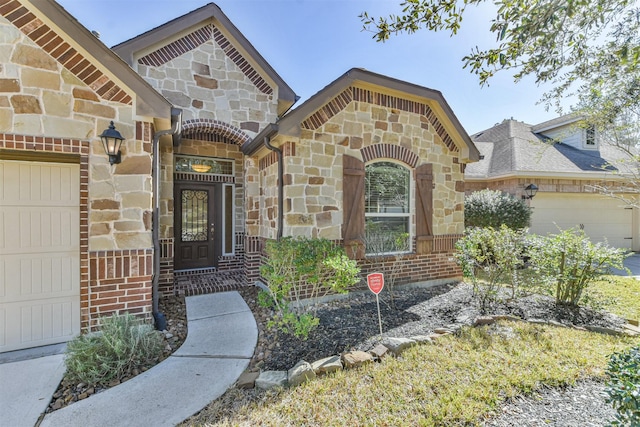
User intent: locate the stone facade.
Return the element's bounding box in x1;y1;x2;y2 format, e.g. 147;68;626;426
247;83;469;287
0;1;478;350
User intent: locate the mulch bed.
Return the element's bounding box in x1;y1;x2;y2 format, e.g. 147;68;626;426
49;281;630;425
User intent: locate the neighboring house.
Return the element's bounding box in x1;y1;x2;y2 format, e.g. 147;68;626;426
0;0;479;353
465;115;639;250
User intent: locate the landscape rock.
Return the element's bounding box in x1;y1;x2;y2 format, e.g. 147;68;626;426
434;327;454;334
410;335;433;344
623;323;640;335
312;356;343;375
288;360;316;387
369;344;390;360
342;351;373;368
382;337;416;355
473;316;495;327
584;325;623;336
492;314;521;322
236;370;260;389
255;371;288;390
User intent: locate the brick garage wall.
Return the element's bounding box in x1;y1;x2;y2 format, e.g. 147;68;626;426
88;249;153;328
465;177;632;198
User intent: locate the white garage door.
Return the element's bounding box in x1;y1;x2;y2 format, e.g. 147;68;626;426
530;193;634;249
0;159;80;353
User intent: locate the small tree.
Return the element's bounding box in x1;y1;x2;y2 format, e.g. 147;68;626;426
465;189;531;229
259;237;360;339
527;228;628;306
455;225;527;310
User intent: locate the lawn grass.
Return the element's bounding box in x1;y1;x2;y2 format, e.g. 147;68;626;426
190;321;639;426
586;275;640;322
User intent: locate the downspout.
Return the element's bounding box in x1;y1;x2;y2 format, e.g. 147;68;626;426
152;108;182;330
264;136;283;240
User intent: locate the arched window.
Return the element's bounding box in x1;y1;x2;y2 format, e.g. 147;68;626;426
364;161;411;254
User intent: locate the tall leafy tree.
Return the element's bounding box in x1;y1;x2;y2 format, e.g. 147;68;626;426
361;0;640;126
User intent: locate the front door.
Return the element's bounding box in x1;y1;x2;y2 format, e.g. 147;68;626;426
174;183;221;270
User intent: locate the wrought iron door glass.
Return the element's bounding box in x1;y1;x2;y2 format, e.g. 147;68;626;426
181;189;208;241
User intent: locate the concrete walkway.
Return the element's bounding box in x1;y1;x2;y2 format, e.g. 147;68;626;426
0;291;257;427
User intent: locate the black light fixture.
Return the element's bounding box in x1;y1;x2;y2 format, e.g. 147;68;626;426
522;183;538;200
99;121;124;165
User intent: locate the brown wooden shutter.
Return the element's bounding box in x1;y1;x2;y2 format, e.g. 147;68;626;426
415;163;434;254
343;155;365;259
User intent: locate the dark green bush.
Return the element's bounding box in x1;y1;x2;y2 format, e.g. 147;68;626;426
465;189;532;229
605;346;640;426
65;313;163;386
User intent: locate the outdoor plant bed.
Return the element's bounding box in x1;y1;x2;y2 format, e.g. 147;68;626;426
239;281;630;372
45;295;187;413
182;282;638;426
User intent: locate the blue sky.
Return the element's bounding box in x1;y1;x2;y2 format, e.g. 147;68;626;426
57;0;570;134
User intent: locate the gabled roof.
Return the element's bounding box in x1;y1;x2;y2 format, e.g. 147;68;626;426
11;0;172;120
466;118;630;179
112;3;296;117
245;68;480;162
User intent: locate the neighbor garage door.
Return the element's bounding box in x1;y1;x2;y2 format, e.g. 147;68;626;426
0;159;80;353
530;193;634;249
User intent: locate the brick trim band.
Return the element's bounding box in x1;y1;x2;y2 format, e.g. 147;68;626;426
361;143;419;168
182;119;250;146
1;2;132;104
137;24;273;95
301;87;459;153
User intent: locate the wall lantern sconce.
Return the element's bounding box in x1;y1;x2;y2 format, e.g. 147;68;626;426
522;183;538;200
99;121;124;165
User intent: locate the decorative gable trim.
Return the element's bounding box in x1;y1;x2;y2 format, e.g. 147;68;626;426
301;87;459;153
181;119;250;146
361;143;419;168
1;1;132;105
138;25;212;67
137;24;273;96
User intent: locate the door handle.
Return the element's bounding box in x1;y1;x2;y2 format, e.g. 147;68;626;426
210;223;215;237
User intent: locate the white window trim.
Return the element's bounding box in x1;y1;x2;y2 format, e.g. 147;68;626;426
364;159;414;256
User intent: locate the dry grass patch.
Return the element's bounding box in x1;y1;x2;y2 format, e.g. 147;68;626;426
587;276;640;321
185;321;638;426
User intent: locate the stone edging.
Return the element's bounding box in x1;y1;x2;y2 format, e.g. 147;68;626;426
237;315;640;391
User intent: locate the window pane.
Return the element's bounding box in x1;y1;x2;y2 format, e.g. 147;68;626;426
365;162;409;214
224;185;234;254
365;217;410;254
181;190;208;242
175;155;233;175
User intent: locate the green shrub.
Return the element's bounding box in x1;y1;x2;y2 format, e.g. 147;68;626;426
455;225;528;309
65;313;163;386
465;189;531;229
260;237;360;339
527;228;628;306
605;346;640;426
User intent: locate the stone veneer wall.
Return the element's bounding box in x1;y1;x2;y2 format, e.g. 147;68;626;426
249;86;467;289
0;10;156;329
135;23;278;133
279;87;465;240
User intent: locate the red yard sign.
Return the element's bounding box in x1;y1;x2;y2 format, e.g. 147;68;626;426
367;273;384;295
